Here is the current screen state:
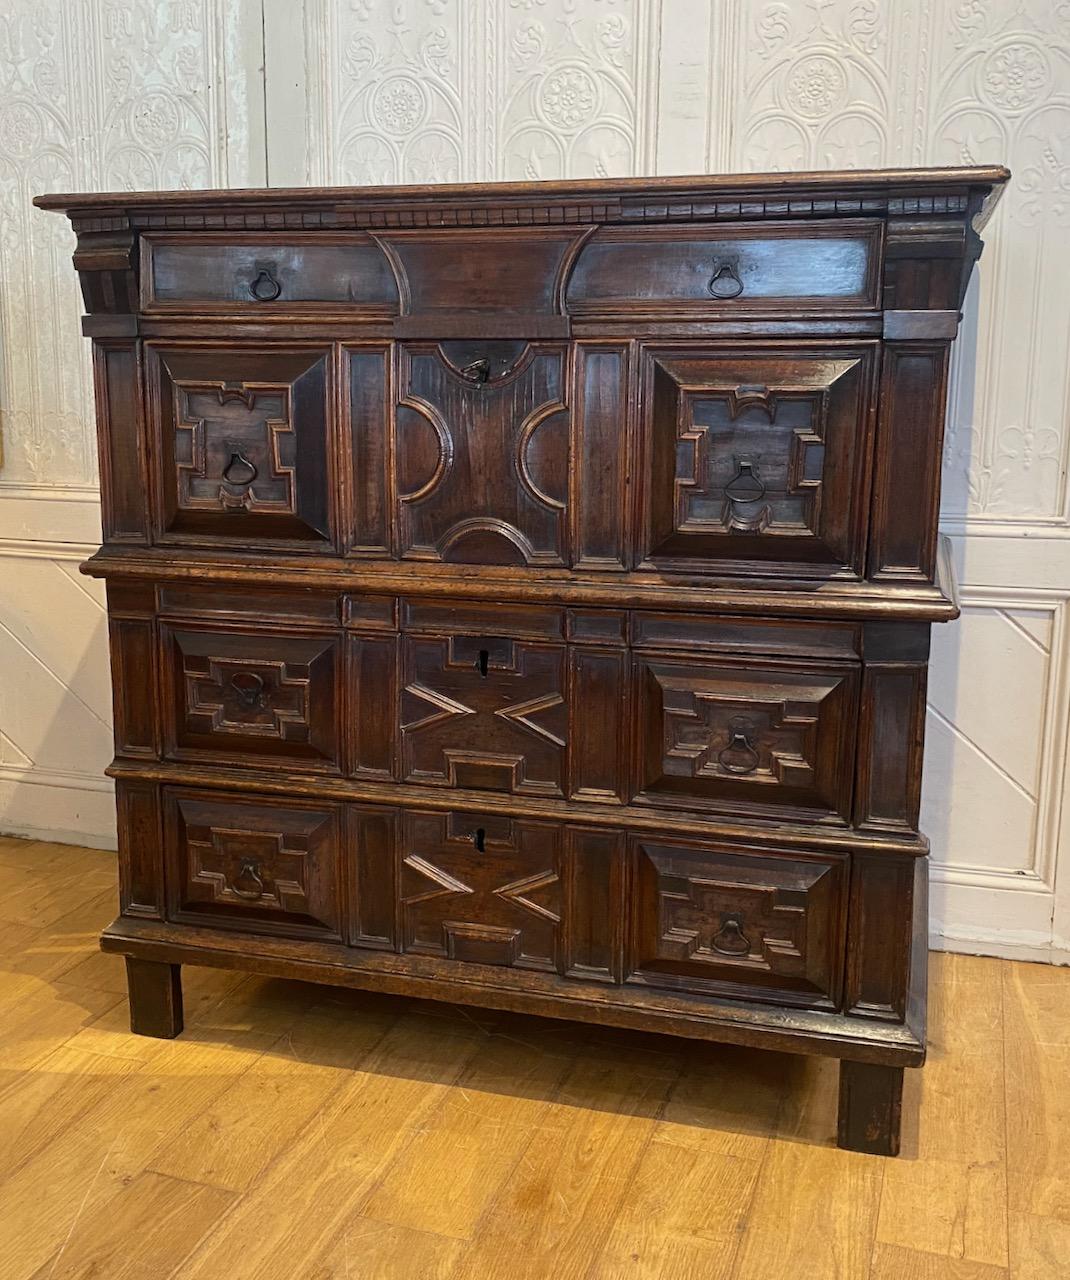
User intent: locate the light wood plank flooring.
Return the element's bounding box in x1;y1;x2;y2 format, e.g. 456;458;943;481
0;835;1067;1279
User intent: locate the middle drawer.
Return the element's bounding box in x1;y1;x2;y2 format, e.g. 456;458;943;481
155;600;861;823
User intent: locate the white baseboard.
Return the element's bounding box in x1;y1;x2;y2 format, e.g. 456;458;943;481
930;927;1070;967
0;770;117;849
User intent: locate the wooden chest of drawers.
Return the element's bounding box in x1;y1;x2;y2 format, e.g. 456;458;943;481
39;166;1008;1156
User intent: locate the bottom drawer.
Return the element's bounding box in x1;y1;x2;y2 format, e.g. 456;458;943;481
164;788;343;941
158;786;847;1008
627;835;847;1009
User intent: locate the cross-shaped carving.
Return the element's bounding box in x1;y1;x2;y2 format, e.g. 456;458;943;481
174;380;296;514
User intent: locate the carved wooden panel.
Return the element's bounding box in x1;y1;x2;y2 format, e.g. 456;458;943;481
165;789;342;940
634;656;859;820
145;236;399;310
628;838;846;1008
638;347;874;576
375;227;589;317
162;627;339;770
148;345;333;546
401;635;566;797
399;810;563;971
395;341;569;565
567;221;882;312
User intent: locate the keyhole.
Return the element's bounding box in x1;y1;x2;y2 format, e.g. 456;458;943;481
473;827;486;852
477;649;489;678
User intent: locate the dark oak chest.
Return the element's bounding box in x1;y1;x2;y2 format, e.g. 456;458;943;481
39;165;1008;1155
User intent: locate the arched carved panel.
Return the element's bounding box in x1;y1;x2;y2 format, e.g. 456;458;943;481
395;342;570;565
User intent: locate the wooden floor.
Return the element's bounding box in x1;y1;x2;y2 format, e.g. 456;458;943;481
0;838;1067;1280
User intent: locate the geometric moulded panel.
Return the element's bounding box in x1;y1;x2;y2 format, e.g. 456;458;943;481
634;655;859;821
638;346;873;576
149;344;333;546
165;789;342;940
399;809;563;972
628;837;846;1009
163;626;340;771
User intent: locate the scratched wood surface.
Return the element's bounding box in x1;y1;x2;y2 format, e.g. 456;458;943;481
1;835;1065;1280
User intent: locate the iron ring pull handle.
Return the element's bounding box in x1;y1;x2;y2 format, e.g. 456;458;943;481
460;358;492;384
222;449;258;487
708;260;744;299
718;721;761;775
712;913;752;956
249;266;282;302
228;670;265;710
724;458;766;505
231;858;265;900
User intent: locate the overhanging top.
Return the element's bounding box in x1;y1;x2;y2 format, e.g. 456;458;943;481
34;165;1010;229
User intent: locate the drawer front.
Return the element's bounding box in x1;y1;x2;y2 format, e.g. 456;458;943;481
145;236;399;310
628;837;846;1008
164;789;342;939
401;633;567;797
638;345;875;577
148;344;333;547
634;655;858;820
400;810;563;972
567;221;881;313
395;340;570;565
162;626;340;770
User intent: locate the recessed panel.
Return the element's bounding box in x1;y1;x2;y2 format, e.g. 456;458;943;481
401;635;567;797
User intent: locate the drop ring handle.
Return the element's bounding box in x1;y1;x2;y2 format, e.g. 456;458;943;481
222;450;258;487
708;260;743;299
718;720;761;775
249;266;282;302
228;670;265;710
231;859;265;899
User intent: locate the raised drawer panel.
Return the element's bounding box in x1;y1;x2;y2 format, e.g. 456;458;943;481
627;836;846;1008
638;345;875;577
162;626;340;771
400;810;563;971
148;344;333;547
144;236;399;309
164;789;342;940
401;634;567;797
567;221;882;313
634;655;859;821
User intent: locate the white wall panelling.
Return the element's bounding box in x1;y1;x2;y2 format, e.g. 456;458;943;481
2;0;1068;959
0;0;264;845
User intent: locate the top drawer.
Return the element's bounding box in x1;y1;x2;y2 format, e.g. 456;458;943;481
566;220;883;314
142;235;400;312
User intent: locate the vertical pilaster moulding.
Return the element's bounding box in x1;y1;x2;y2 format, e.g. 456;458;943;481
264;0;313;186
707;0;744;171
652;0;713;175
